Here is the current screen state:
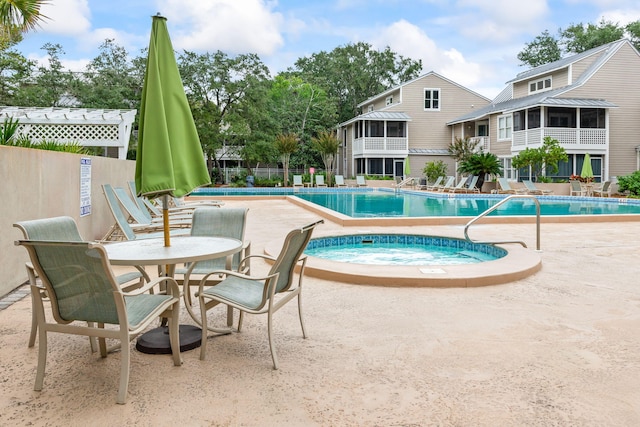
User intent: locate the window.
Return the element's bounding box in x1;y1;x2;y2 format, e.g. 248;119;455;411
498;114;512;140
365;121;384;137
424;88;440;110
385;96;393;106
527;108;541;129
580;108;605;128
547;107;576;128
387;121;405;137
513;110;524;132
528;77;552;94
501;157;517;181
367;105;374;112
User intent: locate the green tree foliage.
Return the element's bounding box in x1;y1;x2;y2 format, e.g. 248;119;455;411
518;19;640;68
311;130;340;186
292;42;422;123
422;160;448;185
0;0;48;45
458;152;502;189
0;44;33;104
274;133;298;186
616;171;640;197
511;136;567;181
448;136;479;163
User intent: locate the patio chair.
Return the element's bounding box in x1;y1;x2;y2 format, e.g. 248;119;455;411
425;176;443;191
592;181;611;197
356;175;368;187
522;180;553;195
569;180;586;196
197;219;324;369
448;176;469;193
438;176;456;192
101;184;191;241
14;216;149;348
292;175;304;188
315;175;328;187
174;207;251;328
334;175;348;187
16;239;182;404
497;178;526;194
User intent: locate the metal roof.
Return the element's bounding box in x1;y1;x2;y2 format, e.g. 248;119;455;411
408;148;449;155
339;111;411;127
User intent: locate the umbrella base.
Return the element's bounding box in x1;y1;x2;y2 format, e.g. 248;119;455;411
136;325;201;354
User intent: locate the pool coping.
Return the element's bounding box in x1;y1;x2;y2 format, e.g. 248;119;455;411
264;230;542;288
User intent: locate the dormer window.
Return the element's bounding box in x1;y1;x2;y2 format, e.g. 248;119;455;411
529;77;552;94
367;105;374;112
385;95;393;106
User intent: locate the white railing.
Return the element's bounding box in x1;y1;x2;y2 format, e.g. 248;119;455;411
470;136;490;151
352;136;408;155
512;128;606;149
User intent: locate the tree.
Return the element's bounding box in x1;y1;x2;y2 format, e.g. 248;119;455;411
422;160;448;185
458;152;502;189
517;30;561;68
0;42;33;104
292;42;422;123
311;130;340;186
274;133;299;187
448;136;479;163
0;0;48;45
511;136;568;181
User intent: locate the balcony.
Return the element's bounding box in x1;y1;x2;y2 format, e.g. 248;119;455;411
352;137;408;157
512;128;606;152
469;136;490;152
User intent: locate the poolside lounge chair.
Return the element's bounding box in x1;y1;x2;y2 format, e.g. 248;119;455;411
415;177;429;190
523;180;553;195
569;180;586;196
315;175;328;187
292;175;304;188
448;176;470;193
497;178;527;194
16;239;181;404
197;219;324;369
334;175;348;187
14;216;149;349
425;176;443;191
127;181;197;220
438;176;456;192
454;175;479;193
174;207;251;328
356;175;368;187
592;181;611;197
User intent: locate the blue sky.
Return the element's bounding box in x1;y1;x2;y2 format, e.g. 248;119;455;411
14;0;640;99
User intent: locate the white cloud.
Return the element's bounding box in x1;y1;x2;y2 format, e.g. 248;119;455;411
39;0;91;36
159;0;285;55
599;8;640;25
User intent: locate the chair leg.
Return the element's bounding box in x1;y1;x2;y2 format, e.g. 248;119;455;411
267;309;278;370
226;305;234;327
237;311;244;332
116;333;130;405
169;309;182;366
199;297;208;361
297;293;307;339
34;326;47;392
98;323;108;358
26;264;38;348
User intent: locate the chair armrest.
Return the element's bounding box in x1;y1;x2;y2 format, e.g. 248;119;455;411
123;276;180;298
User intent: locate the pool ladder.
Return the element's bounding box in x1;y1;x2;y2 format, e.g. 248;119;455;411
463;194;541;251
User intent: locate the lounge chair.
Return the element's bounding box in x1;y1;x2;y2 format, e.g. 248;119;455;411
174;207;251;328
592;181;611;197
497;178;526;194
334;175;348;187
292;175;304;188
425;176;444;191
456;175;480;193
356;175;368;187
415;177;429;190
14;216;149;349
16;239;182;404
127;181;196;220
569;180;586;196
197;219;324;369
101;184;191;241
315;175;328;187
438;176;456;192
448;176;469;193
523;180;553;195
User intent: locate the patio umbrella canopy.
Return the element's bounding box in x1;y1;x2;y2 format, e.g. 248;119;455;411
135;14;210;246
581;153;594;182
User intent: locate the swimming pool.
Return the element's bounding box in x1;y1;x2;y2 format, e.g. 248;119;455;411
193;187;640;217
305;234;506;266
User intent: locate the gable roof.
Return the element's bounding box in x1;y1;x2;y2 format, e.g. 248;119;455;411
356;70;491;108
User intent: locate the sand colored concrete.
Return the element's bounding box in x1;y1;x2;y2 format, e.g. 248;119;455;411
1;198;640;426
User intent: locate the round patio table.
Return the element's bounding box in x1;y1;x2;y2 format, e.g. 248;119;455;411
105;236;242;354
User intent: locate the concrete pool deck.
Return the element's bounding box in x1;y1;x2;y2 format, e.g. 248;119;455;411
1;197;640;425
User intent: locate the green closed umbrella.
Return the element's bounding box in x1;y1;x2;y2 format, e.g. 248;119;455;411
404;158;411;178
135;14;210;246
581;153;594;182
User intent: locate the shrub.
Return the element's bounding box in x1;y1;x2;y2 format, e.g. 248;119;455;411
423;160;448;184
616;171;640;196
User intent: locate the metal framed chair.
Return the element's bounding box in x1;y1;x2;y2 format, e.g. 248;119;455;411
197;219;323;369
15;239;182;404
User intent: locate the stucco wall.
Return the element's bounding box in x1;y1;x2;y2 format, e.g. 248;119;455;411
0;146;135;297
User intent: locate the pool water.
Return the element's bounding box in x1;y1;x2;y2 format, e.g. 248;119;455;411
305;234;506;266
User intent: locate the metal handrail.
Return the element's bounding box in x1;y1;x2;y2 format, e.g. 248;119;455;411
463;194;541;250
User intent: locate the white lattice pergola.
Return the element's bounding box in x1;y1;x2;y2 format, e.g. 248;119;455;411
0;106;136;159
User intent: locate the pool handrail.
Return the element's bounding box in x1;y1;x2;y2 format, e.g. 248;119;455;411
464;194;541;251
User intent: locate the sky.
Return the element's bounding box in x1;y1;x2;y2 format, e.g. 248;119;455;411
14;0;640;100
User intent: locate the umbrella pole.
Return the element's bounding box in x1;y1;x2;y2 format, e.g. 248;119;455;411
163;194;171;247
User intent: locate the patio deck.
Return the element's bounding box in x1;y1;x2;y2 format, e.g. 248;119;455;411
1;198;639;425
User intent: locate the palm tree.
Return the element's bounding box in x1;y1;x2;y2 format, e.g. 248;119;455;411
311;130;340;186
458;152;503;190
274;133;298;187
0;0;49;44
